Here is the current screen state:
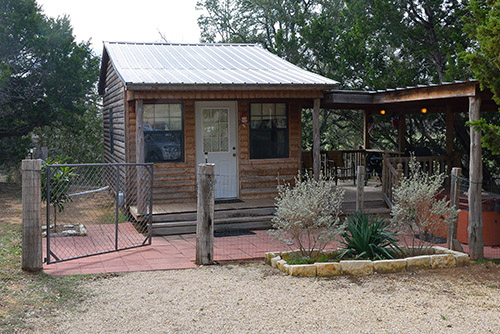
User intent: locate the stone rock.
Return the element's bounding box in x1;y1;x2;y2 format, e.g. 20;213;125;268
431;254;456;269
373;259;407;274
340;260;373;276
276;260;287;272
271;256;281;268
265;252;278;265
454;253;470;266
315;262;341;277
288;264;317;277
406;255;431;271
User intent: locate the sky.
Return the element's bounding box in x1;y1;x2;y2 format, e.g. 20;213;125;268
37;0;202;54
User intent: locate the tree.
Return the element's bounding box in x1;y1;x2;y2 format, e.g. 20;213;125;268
464;0;500;155
0;0;99;161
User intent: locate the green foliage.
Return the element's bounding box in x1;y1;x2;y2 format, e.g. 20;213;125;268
464;0;500;154
286;253;337;265
340;212;401;260
270;174;345;258
41;157;76;229
0;0;100;163
391;157;459;254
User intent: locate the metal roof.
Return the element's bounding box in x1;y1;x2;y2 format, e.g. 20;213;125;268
99;42;339;93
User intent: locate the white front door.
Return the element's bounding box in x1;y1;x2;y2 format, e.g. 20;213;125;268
195;101;238;199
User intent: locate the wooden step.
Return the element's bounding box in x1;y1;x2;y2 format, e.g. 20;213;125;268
152;215;274;236
152;207;275;223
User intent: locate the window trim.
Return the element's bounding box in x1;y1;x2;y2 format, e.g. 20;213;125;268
143;103;185;163
249;102;289;160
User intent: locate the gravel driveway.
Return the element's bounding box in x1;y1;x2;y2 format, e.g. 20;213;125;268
23;262;500;333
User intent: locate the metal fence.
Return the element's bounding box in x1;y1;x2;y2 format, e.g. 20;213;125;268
43;163;153;263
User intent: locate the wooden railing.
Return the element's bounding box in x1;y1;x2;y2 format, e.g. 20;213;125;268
382;155;451;208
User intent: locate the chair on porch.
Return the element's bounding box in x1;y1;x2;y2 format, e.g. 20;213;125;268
325;150;356;185
301;151;313;176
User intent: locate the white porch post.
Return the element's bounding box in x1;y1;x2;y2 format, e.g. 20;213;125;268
313;98;321;181
468;95;483;260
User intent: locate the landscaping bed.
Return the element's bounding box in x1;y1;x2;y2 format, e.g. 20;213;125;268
265;246;470;277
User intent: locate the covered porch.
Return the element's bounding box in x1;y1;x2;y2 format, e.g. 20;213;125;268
131;180;389;235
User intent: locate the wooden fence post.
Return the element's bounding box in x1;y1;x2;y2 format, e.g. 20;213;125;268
196;163;215;265
447;167;462;250
396;163;403;185
356;165;365;213
22;159;43;272
468;96;483;260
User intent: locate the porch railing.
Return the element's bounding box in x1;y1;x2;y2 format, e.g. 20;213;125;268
382;155;451;208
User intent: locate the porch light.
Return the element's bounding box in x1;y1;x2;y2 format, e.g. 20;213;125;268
379;109;386;115
421;108;427;114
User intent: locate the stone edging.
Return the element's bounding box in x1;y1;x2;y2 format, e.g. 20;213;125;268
265;246;470;277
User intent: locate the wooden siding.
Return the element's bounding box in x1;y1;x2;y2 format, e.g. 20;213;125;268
128;101;197;204
102;60;126;164
238;100;301;199
126;94;310;204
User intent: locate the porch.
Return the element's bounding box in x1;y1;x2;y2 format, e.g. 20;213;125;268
130;180;389;235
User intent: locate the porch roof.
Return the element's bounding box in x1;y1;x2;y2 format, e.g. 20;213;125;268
322;80;498;113
98;42;339;94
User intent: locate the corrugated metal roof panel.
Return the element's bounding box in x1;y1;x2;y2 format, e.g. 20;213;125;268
103;42;339;88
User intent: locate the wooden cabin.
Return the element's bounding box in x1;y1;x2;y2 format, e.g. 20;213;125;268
98;42;338;233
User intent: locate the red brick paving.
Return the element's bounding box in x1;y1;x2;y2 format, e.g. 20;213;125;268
43;228;500;276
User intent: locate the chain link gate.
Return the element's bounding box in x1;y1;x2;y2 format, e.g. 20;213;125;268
43;163;153;264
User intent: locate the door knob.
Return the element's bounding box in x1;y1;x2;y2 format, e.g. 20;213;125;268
233;153;236;157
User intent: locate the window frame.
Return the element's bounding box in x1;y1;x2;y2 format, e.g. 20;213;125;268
143;103;185;163
249;102;289;160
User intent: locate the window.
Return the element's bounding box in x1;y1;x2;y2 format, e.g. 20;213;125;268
143;104;184;163
250;103;289;159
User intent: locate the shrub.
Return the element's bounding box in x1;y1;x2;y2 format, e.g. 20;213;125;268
340;212;401;260
391;157;459;255
270;174;345;258
41;157;76;230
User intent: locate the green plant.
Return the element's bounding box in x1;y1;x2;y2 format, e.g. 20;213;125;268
41;157;76;230
391;157;459;255
270;174;345;258
340;212;401;260
286;253;337;265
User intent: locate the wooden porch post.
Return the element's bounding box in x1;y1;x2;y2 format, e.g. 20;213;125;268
313;98;321;180
363;111;371;149
445;105;455;167
468;95;483;260
135;100;147;215
398;114;406;153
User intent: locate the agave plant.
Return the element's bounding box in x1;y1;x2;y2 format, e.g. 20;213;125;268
340;212;401;260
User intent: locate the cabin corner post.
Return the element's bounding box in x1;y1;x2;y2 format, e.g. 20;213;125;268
468;95;483;260
196;163;215;265
313;98;321;180
135;99;147;215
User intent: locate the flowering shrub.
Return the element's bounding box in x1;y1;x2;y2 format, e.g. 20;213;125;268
270;174;345;258
391;157;459;255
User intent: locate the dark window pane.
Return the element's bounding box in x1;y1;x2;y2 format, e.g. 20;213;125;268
249;103;288;159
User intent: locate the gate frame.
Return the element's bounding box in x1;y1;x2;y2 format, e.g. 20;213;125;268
44;162;154;264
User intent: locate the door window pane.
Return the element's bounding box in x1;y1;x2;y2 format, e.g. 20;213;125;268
202;108;229;152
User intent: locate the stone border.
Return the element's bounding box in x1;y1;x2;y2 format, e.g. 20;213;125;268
265;246;470;277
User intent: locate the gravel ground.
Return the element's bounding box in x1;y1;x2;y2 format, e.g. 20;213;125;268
22;262;500;334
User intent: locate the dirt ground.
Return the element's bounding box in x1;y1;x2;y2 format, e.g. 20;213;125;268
2;181;500;333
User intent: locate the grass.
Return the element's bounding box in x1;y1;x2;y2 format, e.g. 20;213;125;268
0;182;108;333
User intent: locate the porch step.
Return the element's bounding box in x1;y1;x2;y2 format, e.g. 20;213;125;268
152;215;274;236
152;207;276;223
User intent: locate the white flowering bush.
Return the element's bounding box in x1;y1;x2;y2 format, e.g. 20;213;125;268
270;174;345;258
391;157;459;255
